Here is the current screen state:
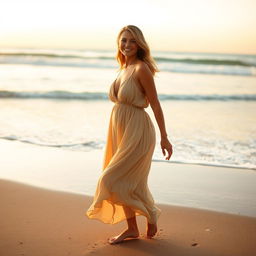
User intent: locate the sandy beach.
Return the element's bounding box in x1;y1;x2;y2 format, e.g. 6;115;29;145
0;140;256;256
1;178;256;256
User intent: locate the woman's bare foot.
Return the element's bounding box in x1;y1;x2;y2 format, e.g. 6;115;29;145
147;222;157;238
108;228;139;245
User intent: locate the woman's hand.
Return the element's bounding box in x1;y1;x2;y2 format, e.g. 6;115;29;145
160;137;173;160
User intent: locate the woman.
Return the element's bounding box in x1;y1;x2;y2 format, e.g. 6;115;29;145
86;25;173;245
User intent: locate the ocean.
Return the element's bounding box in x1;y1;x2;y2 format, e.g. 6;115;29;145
0;48;256;170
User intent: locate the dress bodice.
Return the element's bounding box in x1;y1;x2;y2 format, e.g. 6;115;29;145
108;67;149;109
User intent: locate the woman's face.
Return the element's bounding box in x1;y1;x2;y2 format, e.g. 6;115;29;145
119;30;139;58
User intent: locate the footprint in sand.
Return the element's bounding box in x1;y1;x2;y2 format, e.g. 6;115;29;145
86;240;108;254
157;228;166;238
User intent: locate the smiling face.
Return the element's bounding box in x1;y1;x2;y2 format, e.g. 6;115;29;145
119;30;139;58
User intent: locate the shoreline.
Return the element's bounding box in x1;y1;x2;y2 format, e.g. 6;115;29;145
1;139;256;218
0;178;255;256
1;137;255;171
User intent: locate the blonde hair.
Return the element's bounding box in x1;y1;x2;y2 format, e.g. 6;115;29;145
115;25;159;76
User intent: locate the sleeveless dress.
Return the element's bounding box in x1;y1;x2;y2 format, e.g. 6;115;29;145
86;66;161;224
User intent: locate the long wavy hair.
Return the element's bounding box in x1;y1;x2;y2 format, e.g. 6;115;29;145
116;25;159;76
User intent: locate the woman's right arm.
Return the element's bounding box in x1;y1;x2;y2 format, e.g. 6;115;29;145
137;63;173;160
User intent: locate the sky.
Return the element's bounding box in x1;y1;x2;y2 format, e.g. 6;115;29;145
0;0;256;54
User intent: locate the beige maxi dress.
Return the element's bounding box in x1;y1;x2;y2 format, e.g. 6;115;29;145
86;66;161;224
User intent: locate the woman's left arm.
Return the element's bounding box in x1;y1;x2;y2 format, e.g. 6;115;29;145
137;63;173;160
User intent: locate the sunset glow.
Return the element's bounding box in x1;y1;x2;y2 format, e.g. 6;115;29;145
0;0;255;54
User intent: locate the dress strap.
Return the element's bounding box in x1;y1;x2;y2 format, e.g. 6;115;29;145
124;65;136;82
130;65;136;76
115;69;122;80
113;66;136;98
116;65;136;80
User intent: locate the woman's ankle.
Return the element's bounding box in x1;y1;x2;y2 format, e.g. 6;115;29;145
128;225;139;232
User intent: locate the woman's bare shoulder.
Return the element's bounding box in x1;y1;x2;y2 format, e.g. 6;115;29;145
135;61;152;77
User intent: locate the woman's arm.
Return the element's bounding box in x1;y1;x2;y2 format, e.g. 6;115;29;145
137;63;173;160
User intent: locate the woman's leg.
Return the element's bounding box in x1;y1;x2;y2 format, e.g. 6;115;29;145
147;222;158;238
123;205;139;230
123;207;158;238
108;205;140;244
